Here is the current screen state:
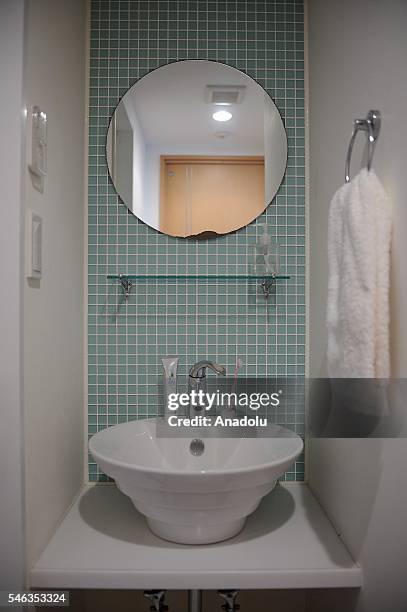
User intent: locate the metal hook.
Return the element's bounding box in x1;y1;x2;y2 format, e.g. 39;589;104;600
345;110;381;183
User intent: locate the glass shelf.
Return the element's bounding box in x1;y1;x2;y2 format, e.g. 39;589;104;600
107;273;290;300
107;274;290;281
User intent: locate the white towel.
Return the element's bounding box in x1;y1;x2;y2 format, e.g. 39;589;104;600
326;168;392;379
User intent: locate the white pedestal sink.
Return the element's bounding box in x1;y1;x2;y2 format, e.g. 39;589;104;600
89;418;303;544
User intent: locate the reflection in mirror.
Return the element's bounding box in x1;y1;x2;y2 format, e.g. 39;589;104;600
107;60;287;238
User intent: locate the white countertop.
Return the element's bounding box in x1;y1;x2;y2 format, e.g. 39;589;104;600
30;483;362;590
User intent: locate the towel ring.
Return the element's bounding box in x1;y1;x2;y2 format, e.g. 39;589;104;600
345;110;381;183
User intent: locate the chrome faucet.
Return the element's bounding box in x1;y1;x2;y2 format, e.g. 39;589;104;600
188;360;226;417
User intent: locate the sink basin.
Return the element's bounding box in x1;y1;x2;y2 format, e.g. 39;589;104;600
89;418;303;544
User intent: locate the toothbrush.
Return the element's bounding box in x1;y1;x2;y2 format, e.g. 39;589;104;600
234;357;244;383
231;357;245;394
227;357;244;414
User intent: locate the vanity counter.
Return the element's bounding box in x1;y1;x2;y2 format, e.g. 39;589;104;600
30;483;362;590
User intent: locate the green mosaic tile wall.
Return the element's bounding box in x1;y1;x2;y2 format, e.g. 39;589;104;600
88;0;305;481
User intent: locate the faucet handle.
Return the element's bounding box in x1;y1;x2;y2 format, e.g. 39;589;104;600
189;360;226;378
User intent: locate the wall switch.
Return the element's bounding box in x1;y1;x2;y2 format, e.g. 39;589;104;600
27;106;47;178
26;210;42;279
27;106;47;193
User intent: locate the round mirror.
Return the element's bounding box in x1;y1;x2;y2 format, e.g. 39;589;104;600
107;60;287;238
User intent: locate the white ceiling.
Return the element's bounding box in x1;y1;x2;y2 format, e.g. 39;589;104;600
123;60;268;152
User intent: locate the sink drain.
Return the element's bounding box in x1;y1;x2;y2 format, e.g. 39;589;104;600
189;438;205;456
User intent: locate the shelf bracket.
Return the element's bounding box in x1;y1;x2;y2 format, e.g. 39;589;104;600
117;274;133;301
218;590;240;611
260;275;276;299
143;590;168;612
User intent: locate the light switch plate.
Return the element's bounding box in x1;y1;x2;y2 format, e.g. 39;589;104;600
26;210;42;280
27;106;47;178
27;106;47;193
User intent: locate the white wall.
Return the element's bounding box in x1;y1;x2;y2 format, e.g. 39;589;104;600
114;104;134;208
116;129;133;204
307;1;407;610
264;98;287;206
22;0;86;571
0;0;26;589
123;98;148;226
